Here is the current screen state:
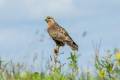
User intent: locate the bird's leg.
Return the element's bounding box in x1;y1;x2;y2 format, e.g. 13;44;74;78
54;46;60;55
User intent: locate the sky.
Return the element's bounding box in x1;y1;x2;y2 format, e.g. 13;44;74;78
0;0;120;71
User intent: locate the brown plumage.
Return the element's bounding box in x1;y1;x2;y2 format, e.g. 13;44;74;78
45;16;78;53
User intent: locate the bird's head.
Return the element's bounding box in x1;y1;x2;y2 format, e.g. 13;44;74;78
45;16;55;24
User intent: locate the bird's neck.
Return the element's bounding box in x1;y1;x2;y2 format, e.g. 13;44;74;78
47;22;58;29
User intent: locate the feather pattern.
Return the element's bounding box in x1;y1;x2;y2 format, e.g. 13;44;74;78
45;16;78;51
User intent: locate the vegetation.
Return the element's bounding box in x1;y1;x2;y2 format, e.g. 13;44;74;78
0;48;120;80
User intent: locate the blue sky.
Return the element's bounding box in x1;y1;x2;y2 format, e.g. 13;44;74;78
0;0;120;71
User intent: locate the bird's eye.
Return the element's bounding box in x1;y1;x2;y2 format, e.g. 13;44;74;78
47;17;51;19
47;18;50;19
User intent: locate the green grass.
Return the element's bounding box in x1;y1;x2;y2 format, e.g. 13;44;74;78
0;49;120;80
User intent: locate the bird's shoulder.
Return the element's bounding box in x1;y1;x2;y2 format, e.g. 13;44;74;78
57;25;70;37
47;23;71;38
47;23;64;33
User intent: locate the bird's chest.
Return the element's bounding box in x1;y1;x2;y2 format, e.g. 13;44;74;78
47;27;66;41
47;28;58;38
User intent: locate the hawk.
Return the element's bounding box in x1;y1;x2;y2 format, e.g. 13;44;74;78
45;16;78;54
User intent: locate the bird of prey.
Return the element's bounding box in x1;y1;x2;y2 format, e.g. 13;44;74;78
45;16;78;54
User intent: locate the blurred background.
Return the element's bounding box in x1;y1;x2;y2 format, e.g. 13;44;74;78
0;0;120;72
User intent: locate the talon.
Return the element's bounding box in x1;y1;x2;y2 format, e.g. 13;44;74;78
54;48;59;54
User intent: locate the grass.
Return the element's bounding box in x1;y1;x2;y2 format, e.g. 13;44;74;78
0;48;120;80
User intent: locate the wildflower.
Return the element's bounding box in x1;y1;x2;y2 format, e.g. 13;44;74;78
115;52;120;60
20;71;28;78
108;65;113;73
98;69;105;78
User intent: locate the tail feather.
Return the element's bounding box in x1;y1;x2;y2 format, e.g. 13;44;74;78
66;41;78;51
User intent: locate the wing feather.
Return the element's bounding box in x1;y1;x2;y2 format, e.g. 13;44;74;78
56;26;78;51
48;23;78;51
